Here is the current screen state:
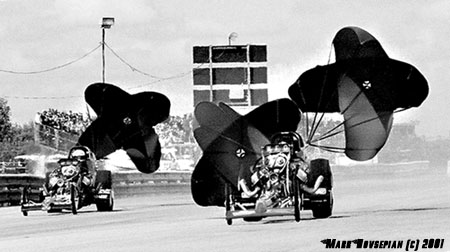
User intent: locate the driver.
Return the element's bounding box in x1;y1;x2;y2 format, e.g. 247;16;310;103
69;146;95;187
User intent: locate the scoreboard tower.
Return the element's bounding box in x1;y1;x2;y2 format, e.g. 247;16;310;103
192;44;268;113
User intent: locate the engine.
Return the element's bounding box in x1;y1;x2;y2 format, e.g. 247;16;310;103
250;143;297;207
46;159;81;195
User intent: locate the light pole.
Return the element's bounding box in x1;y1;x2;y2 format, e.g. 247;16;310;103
228;32;238;45
101;17;115;83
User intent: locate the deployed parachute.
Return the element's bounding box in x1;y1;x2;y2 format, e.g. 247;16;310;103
192;99;300;206
289;26;428;161
78;83;170;173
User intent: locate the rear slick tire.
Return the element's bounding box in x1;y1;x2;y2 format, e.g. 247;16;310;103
96;192;114;211
312;192;333;219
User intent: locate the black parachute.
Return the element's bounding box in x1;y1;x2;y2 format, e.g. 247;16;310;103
78;83;170;173
191;99;300;206
289;26;428;161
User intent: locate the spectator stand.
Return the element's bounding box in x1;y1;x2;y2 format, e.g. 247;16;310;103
35;109;90;152
155;114;200;171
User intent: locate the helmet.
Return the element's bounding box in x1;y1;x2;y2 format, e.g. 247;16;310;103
69;146;90;160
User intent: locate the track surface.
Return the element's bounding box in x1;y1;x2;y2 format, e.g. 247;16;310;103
1;166;449;252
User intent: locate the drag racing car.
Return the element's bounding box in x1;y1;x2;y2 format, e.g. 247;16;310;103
189;26;428;225
21;146;114;216
225;132;333;225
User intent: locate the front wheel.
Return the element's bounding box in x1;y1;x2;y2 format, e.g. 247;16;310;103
70;183;79;215
225;184;232;225
21;186;30;217
293;178;300;222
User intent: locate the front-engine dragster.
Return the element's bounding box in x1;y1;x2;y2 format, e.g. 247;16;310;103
21;146;114;216
225;131;333;225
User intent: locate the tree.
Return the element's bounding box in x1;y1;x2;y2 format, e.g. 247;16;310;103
0;98;12;142
0;99;35;161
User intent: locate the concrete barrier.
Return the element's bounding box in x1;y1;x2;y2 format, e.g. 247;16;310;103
331;161;429;179
112;171;192;197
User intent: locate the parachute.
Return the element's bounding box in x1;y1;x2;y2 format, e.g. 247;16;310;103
191;99;300;206
288;26;428;161
78;83;170;173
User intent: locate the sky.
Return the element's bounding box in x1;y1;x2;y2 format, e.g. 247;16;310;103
0;0;448;138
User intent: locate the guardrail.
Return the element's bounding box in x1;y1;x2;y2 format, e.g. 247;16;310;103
0;161;438;207
0;171;192;206
0;174;44;206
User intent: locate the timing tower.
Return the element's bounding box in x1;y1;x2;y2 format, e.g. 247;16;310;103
192;44;268;113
